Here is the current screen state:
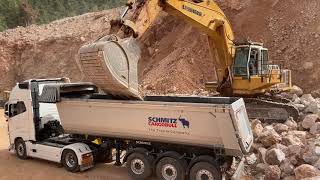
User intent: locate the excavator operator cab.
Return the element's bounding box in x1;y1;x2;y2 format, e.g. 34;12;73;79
233;42;272;79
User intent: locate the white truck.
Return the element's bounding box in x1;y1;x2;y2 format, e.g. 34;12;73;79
5;78;253;180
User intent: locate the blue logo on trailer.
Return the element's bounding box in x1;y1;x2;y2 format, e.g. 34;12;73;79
148;116;190;129
178;117;189;129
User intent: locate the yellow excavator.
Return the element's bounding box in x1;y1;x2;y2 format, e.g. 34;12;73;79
114;0;292;96
78;0;298;121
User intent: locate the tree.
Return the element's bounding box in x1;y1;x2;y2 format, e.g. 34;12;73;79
0;0;127;31
19;0;38;26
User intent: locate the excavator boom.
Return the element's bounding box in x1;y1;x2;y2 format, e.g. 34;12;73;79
77;0;298;121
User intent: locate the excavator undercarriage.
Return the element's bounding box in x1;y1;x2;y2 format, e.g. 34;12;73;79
244;97;299;122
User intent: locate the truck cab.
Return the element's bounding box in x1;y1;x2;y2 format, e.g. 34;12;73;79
5;78;94;172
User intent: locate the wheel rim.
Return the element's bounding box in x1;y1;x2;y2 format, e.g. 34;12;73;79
65;152;77;168
161;164;177;180
17;143;24;156
196;169;214;180
131;159;145;175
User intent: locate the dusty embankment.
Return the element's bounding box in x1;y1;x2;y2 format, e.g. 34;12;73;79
0;1;320;95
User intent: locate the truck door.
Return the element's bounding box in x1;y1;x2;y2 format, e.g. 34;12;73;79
6;101;28;143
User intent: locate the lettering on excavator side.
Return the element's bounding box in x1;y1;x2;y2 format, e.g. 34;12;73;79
182;5;203;16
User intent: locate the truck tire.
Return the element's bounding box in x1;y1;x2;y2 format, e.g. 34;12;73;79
189;162;221;180
15;138;27;160
62;149;80;172
156;157;186;180
126;152;153;180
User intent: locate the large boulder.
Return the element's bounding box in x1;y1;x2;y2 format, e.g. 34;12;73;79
288;130;307;139
274;123;289;134
311;89;320;98
314;159;320;170
294;164;320;179
280;159;295;177
285;117;298;130
266;148;286;165
245;153;257;165
289;85;304;97
302;114;319;129
258;147;267;164
258;126;282;147
300;94;316;106
252;119;264;138
286;145;302;157
292;94;300;103
265;165;281;180
304;102;320;114
282;134;303;146
255;163;268;174
301;143;320;164
294;103;306;111
310;122;320;135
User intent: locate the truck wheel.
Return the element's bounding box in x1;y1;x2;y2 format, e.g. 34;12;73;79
62;149;80;172
156;157;186;180
126;152;153;180
15;139;27;160
189;162;221;180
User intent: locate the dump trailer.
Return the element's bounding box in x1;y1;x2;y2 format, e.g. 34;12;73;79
5;79;253;180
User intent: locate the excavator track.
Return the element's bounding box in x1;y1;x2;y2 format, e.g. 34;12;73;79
244;98;299;123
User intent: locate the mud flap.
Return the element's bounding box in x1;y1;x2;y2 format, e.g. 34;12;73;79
231;157;245;180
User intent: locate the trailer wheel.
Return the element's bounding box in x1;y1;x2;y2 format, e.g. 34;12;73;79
189;162;221;180
62;149;80;172
15;138;27;160
156;157;186;180
126;152;153;180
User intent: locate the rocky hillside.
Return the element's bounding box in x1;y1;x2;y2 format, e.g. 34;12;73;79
0;8;122;91
221;0;320;93
240;88;320;179
0;1;319;94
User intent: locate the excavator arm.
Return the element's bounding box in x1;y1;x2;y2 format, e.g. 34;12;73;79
117;0;235;93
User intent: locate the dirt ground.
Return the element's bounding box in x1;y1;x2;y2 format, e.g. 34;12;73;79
0;109;135;180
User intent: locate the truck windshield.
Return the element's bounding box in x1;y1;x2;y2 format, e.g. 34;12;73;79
233;47;249;77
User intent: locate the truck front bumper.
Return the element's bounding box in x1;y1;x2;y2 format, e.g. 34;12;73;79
231;157;245;180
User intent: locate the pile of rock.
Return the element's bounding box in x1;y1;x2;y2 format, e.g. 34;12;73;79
244;87;320;180
288;86;320;116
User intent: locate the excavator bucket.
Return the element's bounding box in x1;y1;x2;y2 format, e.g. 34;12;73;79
78;35;141;99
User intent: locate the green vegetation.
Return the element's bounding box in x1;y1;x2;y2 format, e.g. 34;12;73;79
0;0;126;31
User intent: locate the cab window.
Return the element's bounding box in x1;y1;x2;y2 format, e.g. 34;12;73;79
8;101;26;118
233;47;250;77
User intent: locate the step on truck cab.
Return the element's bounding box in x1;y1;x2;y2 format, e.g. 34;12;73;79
5;78;253;180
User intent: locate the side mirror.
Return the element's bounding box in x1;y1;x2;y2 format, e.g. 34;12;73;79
4;103;9;120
